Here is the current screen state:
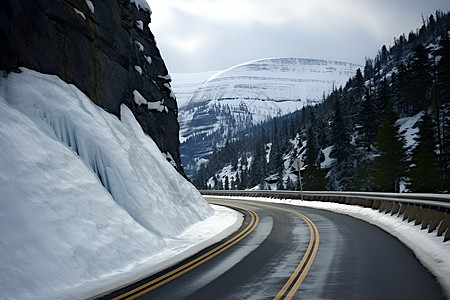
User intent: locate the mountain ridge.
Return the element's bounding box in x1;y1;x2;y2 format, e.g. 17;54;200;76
194;11;450;192
175;57;361;179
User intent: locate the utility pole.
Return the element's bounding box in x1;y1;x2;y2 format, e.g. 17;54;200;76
292;157;304;200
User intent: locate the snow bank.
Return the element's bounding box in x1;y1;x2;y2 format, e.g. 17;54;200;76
211;196;450;297
0;69;240;299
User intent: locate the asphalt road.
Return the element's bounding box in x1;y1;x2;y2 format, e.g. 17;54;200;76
103;197;445;300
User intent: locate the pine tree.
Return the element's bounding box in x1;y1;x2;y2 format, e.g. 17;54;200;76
409;111;441;192
436;32;450;106
330;99;352;164
305;114;320;166
194;163;208;189
371;107;407;192
375;78;391;118
358;88;378;150
350;157;372;191
354;68;365;97
224;176;230;190
391;64;408;115
327;98;355;190
436;32;450;176
408;44;432;112
364;58;375;80
303;166;328;191
303;123;327;190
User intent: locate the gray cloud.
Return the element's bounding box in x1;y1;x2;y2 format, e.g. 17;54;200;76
148;0;450;73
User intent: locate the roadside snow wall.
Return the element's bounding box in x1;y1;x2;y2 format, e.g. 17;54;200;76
0;68;213;299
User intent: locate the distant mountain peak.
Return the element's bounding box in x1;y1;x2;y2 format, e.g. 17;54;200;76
175;57;361;179
186;57;361;108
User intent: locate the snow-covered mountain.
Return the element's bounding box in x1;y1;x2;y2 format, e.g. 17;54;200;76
175;57;361;179
0;69;240;299
195;11;450;192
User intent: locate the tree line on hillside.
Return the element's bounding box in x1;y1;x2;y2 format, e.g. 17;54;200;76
194;11;450;193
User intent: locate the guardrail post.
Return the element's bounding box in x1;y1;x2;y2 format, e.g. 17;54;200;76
437;213;450;239
379;201;389;213
384;202;394;214
399;203;408;218
365;199;373;208
428;211;445;233
420;208;435;230
356;198;363;206
414;206;427;226
391;202;401;216
404;205;419;223
372;200;381;210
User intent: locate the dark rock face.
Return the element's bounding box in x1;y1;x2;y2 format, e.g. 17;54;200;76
0;0;185;175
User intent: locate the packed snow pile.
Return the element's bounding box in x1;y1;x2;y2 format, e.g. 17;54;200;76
0;69;240;299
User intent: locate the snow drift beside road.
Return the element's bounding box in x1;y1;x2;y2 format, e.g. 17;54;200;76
0;69;239;299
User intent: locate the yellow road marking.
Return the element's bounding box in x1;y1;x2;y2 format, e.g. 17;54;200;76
112;203;259;300
273;208;320;300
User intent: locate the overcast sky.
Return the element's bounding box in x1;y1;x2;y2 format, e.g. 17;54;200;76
147;0;450;73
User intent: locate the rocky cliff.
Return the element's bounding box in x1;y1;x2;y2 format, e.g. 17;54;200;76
0;0;184;175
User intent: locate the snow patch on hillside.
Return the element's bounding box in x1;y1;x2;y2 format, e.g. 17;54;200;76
187;57;361;110
397;111;424;149
0;69;240;299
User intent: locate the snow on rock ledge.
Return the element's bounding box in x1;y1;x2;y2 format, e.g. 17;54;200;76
0;68;214;299
131;0;152;13
133;89;168;112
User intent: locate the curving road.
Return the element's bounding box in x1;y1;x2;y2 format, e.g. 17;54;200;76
102;197;445;300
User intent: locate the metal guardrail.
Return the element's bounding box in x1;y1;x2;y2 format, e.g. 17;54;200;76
200;190;450;242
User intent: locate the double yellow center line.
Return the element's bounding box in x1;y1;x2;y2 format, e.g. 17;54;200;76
112;203;259;300
273;207;320;299
111;202;319;300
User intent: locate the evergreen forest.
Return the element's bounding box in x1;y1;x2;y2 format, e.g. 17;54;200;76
193;11;450;193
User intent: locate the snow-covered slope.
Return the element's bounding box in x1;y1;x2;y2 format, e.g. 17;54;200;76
189;57;360;108
177;57;361;179
181;58;361;138
0;69;240;299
